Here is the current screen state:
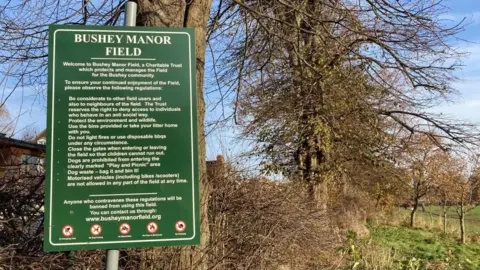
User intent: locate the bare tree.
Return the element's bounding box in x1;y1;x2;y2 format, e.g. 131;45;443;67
401;136;450;227
208;0;480;208
433;154;464;234
452;157;480;244
1;0;214;268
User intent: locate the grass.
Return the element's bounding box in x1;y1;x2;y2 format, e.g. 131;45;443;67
348;225;480;270
371;226;480;269
343;210;480;270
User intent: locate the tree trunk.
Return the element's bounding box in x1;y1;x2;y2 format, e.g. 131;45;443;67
460;204;466;244
137;1;213;269
307;181;328;210
410;203;418;227
443;212;447;234
442;202;447;234
184;2;213;269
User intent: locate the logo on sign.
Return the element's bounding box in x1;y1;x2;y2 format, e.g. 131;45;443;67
119;223;131;235
90;224;102;236
147;222;158;234
175;221;186;232
62;225;74;237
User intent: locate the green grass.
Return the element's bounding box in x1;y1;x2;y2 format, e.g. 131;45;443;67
342;210;480;269
367;225;480;269
416;207;480;235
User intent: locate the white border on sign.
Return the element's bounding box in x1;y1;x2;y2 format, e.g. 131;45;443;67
49;28;196;246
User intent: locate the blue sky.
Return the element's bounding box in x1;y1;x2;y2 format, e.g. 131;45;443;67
5;1;480;158
431;0;480;121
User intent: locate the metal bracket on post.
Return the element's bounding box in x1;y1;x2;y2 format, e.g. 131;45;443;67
105;2;137;270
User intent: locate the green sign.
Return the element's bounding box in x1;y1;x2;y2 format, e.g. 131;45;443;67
44;25;199;251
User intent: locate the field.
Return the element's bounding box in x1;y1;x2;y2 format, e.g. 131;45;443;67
420;206;480;235
423;206;480;221
344;209;480;269
365;226;480;269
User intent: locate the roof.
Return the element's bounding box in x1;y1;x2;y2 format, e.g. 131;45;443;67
0;135;46;152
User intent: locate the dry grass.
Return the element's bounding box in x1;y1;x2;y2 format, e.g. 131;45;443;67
1;160;378;269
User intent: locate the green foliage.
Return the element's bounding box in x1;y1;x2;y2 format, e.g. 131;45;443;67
403;258;423;270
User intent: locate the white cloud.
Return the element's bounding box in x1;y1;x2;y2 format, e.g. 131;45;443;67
458;43;480;72
440;11;480;25
432;101;480;124
431;74;480;123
